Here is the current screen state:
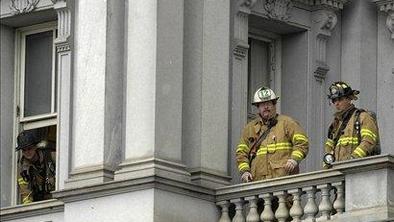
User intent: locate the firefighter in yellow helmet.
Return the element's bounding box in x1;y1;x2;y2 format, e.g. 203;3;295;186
323;81;380;167
236;87;309;182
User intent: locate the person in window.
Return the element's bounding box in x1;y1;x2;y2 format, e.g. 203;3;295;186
236;87;309;182
16;129;56;204
323;81;379;167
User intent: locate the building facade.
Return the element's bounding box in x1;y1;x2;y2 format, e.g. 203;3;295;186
1;0;393;221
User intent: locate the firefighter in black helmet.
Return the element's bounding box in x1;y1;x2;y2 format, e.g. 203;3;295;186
323;81;380;167
16;129;56;204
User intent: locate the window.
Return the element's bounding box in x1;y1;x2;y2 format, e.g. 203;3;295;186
13;22;58;205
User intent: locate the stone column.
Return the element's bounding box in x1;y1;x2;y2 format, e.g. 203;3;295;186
66;0;125;188
53;0;72;190
308;1;345;172
181;0;232;187
228;0;254;184
341;0;378;110
114;0;188;182
373;0;394;155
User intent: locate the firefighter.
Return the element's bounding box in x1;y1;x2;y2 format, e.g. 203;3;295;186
324;81;379;166
236;87;309;182
16;129;56;204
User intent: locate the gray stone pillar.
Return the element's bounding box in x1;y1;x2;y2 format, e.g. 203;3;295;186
66;0;125;188
114;0;189;182
229;0;253;184
182;0;232;187
341;0;378;111
308;2;345;172
373;0;394;155
53;0;72;190
0;24;15;207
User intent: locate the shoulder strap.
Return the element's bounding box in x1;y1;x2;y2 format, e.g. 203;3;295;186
354;109;363;143
332;108;357;146
248;117;278;162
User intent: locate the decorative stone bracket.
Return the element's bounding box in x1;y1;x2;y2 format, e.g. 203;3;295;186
312;9;339;81
52;0;71;49
374;0;394;40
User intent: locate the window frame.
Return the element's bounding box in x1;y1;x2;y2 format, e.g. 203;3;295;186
11;21;58;205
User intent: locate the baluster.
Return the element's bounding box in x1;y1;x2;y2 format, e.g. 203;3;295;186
217;201;231;222
245;196;260;222
274;191;289;222
303;186;318;221
288;188;303;222
317;184;333;220
332;182;345;214
259;193;275;222
231;198;245;222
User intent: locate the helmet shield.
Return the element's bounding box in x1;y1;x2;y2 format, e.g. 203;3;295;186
252;87;279;105
328;82;359;100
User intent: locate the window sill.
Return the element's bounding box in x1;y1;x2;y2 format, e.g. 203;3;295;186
0;199;63;221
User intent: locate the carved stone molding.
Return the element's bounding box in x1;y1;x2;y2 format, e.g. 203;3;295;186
374;0;394;39
238;0;258;14
263;0;293;21
9;0;39;15
312;9;338;37
294;0;348;10
387;11;394;39
233;43;249;59
56;42;70;53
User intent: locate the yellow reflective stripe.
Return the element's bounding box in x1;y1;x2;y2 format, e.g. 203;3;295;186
256;145;293;156
337;137;359;145
22;192;33;204
325;139;334;147
361;129;377;142
266;142;292;148
18;178;28;185
292;134;308;143
236;144;249;153
291;150;305;160
353;147;367;157
238;162;250;171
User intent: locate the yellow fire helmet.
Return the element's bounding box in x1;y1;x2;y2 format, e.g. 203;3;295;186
252;87;279;105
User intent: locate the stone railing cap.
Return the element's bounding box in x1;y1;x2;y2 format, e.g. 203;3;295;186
332;154;394;173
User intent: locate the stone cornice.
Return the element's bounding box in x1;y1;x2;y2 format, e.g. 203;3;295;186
0;199;64;221
294;0;348;10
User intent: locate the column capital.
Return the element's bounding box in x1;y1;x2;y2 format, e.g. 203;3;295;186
373;0;394;39
238;0;258;15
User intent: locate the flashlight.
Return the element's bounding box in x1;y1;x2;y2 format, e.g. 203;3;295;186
323;153;335;166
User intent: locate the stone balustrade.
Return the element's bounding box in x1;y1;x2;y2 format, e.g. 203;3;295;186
216;155;394;222
216;170;345;222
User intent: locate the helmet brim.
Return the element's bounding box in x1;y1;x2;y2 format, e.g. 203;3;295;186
252;97;279;105
15;142;37;151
